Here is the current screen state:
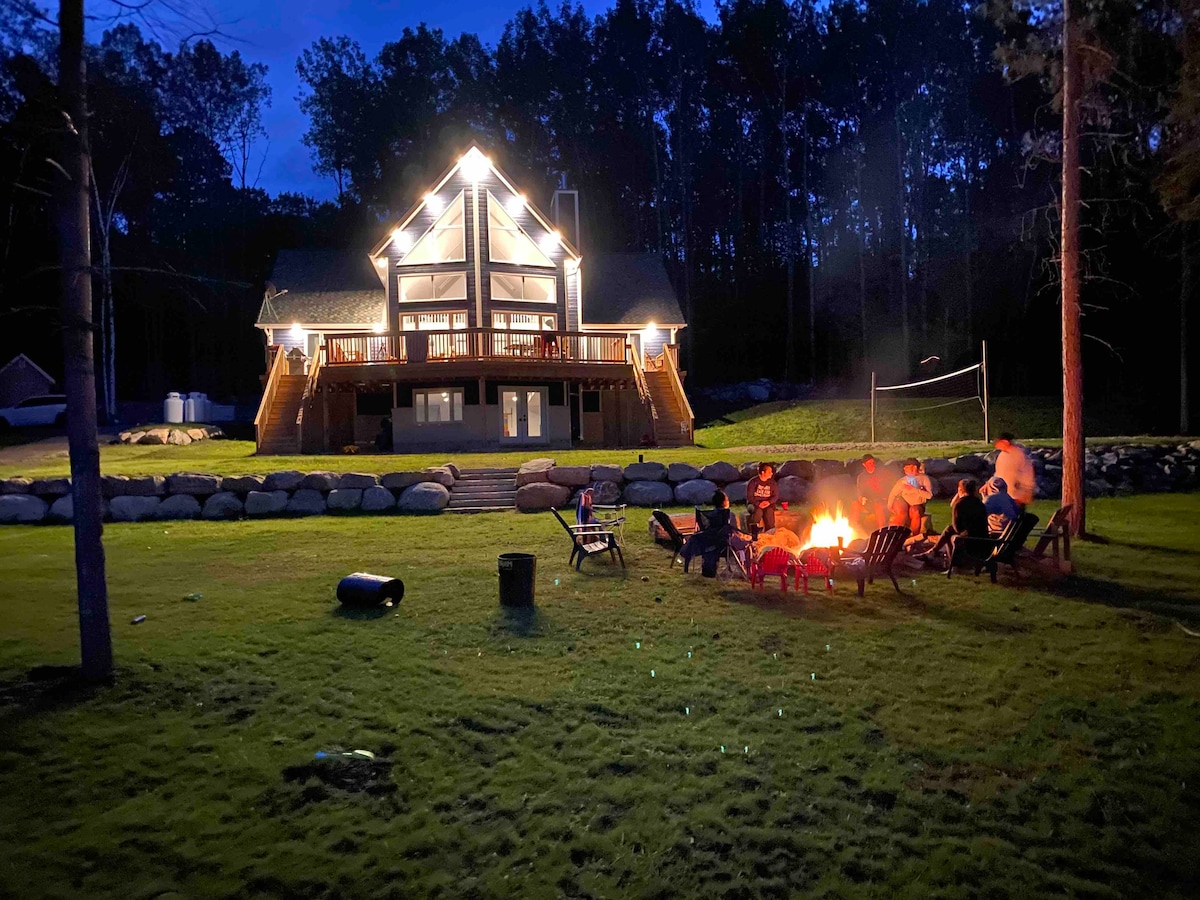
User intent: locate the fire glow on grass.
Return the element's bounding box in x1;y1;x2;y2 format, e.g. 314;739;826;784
801;503;860;551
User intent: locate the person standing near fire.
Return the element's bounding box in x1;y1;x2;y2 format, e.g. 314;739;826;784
990;432;1036;511
745;461;779;538
856;454;889;530
887;458;934;535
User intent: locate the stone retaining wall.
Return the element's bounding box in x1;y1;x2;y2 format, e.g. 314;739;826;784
1;442;1196;524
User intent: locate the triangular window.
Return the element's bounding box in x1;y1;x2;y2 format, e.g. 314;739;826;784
487;192;554;267
398;192;466;266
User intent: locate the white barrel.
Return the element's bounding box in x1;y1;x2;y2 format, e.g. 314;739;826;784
194;393;210;422
164;392;184;424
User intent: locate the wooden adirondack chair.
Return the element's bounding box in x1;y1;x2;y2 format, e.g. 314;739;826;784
947;513;1040;582
836;525;909;597
1030;505;1072;566
651;509;689;569
551;508;625;571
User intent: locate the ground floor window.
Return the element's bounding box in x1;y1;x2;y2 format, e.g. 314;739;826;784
415;387;464;424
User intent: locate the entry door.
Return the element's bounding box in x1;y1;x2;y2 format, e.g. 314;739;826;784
500;387;548;443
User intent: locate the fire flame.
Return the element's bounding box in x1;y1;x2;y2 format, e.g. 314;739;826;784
801;503;859;552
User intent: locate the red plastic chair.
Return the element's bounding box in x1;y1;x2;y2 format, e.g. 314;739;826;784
797;548;835;594
752;547;800;591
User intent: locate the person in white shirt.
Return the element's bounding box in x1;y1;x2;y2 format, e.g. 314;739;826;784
991;432;1036;509
887;458;934;535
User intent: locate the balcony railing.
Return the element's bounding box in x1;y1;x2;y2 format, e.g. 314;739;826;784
324;329;629;367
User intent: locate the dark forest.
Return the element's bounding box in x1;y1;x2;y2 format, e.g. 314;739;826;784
1;0;1197;430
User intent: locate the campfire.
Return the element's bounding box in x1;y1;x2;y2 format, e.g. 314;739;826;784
800;503;860;552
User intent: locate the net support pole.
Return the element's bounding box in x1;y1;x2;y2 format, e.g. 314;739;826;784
981;340;990;443
870;371;876;445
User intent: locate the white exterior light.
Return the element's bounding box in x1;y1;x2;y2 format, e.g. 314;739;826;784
392;230;413;252
505;193;526;217
424;193;444;214
290;322;304;340
642;321;658;343
459;148;490;182
539;230;561;254
372;322;385;334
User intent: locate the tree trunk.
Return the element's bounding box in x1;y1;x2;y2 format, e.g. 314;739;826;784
856;141;868;362
1061;0;1086;537
802;115;815;383
57;0;113;681
784;139;796;383
1183;224;1192;435
894;108;910;371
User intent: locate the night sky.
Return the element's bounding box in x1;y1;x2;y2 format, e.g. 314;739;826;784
80;0;715;202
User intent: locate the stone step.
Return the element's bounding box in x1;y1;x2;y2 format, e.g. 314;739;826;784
451;492;517;503
452;485;516;495
457;468;519;476
446;504;516;513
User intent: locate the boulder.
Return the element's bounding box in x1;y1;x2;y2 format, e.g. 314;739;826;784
155;494;202;520
746;383;770;401
590;464;624;483
738;461;762;481
0;494;48;523
922;458;955;477
125;431;146;444
422;466;455;487
263;470;306;492
588;480;622;505
515;482;572;512
812;459;846;478
700;461;739;484
201;492;243;520
0;477;32;494
124;475;166;497
326;488;363;511
622;480;674;507
337;472;379;490
441;463;461;479
516;458;556;486
300;471;339;492
244;490;290;517
381;471;427;490
777;476;809;504
548;465;592;487
361;485;397;512
776;460;815;481
47;495;74;523
101;475;129;498
668;462;703;483
221;475;265;494
935;475;963;499
139;428;169;445
673;479;718;506
398;482;451;512
110;495;161;522
165;473;221;496
623;461;668;482
724;480;748;504
952;454;990;475
166;430;192;446
29;478;71;498
286;489;327;516
186;428;207;441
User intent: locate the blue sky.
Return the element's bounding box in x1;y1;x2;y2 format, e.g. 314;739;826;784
83;0;714;201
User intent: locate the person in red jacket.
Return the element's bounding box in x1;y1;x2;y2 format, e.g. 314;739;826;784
745;461;779;538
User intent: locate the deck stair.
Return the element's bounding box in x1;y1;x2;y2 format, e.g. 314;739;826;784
447;467;520;512
645;370;691;447
257;374;306;455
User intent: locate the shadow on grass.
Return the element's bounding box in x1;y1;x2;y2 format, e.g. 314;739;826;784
331;605;390;621
0;665;109;724
492;605;554;638
1048;574;1200;626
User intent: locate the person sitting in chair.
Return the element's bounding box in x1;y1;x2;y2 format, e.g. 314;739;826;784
983;476;1020;534
887;458;934;535
746;462;779;538
683;490;752;575
915;478;988;566
856;454;889;531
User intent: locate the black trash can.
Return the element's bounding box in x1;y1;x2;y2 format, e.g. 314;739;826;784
498;553;536;607
337;572;405;608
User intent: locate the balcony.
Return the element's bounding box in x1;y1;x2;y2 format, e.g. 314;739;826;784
321;328;636;385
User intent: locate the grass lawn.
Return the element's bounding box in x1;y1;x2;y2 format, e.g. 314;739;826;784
2;494;1199;897
0;394;1190;480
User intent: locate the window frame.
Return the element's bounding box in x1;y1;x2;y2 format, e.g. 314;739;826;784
491;312;557;331
490;272;557;304
398;272;468;304
397;191;466;266
413;387;465;425
486;191;555;268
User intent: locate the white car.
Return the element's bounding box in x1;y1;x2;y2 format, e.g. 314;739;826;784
0;394;68;428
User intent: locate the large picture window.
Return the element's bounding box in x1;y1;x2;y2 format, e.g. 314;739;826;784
487;192;554;267
399;192;465;265
492;312;556;331
399;273;467;303
414;388;464;424
491;273;555;303
401;312;468;330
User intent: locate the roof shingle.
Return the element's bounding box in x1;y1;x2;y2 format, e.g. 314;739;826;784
582;253;685;326
258;249;385;327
